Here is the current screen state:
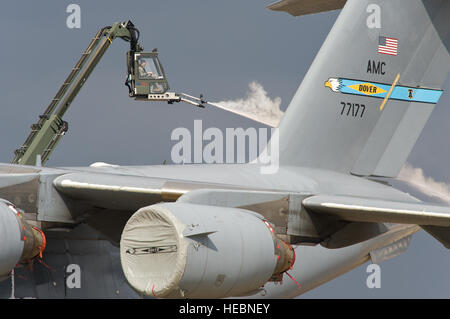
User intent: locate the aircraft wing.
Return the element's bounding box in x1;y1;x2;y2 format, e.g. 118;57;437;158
54;171;450;225
303;195;450;227
2;162;450;298
303;195;450;249
52;171;249;210
53;170;450;250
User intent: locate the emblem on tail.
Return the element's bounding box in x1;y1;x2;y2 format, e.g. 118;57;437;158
324;77;442;104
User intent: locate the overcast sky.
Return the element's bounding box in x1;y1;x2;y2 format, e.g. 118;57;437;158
0;1;449;298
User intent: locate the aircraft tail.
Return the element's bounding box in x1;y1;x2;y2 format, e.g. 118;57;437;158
275;0;450;177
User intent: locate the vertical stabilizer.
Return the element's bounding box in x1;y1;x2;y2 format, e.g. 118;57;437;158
275;0;450;177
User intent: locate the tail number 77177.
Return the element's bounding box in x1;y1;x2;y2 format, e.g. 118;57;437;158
340;102;365;118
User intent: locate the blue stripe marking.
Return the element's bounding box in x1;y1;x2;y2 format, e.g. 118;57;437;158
338;78;443;104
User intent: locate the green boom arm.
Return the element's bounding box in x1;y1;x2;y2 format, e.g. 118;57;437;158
12;21;142;166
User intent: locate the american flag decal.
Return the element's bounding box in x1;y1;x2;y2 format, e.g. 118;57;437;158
378;36;398;56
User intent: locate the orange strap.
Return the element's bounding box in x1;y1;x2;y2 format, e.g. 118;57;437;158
32;227;46;258
285;271;301;290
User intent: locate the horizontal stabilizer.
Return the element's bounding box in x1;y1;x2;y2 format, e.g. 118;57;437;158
303;195;450;227
267;0;346;16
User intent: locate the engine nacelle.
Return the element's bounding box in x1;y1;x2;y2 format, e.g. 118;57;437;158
120;203;294;298
0;199;46;281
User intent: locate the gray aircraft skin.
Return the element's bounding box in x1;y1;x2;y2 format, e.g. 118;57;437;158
1;0;450;298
